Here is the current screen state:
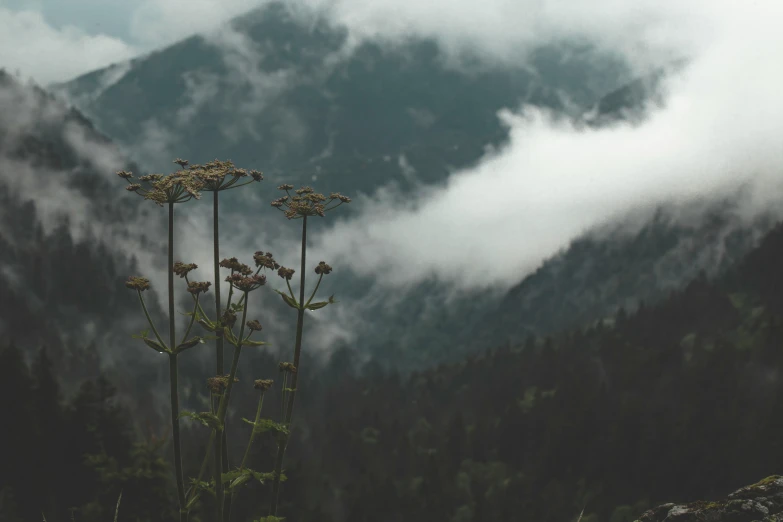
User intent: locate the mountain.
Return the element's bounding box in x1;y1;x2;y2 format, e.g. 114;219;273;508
49;2;778;375
176;217;783;522
0;69;166;396
51;2;630;195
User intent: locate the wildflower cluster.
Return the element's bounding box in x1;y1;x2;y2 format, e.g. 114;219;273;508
207;374;240;394
173;262;198;278
271;184;351;219
117;158;349;521
125;276;151;292
187;158;263;191
117;163;205;206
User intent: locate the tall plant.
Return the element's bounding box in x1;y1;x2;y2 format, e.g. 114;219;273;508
118;161;349;521
267;184;351;518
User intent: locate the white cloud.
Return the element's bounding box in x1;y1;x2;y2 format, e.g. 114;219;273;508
0;8;138;85
308;1;783;291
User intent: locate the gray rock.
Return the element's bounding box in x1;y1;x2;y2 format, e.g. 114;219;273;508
635;476;783;522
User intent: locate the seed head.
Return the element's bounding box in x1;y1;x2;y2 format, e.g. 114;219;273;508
278;362;297;373
271;184;350;219
174;158;189;167
314;261;332;275
173;261;198;278
277;267;295;281
219;257;249;273
226;273;244;285
246;320;262;331
253;251;280;270
207;374;239;393
250;170;263;182
254;379;273;391
278;184;294;191
331;193;351;203
232;274;266;292
126;184;141;192
117;171;133;179
187;281;211;295
125;276;151;292
221;309;237;329
140;168;205;205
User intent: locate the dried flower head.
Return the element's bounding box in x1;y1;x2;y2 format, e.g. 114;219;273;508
173;261;198;278
253;251;280;270
117;159;209;205
226;273;244;285
314;261;332;275
207;374;239;393
254;379;273;391
221;309;237;329
145;169;205;205
220;257;240;270
278;362;297;373
271;184;350;219
125;276;151;292
246;320;262;331
277;267;295;281
231;274;266;292
187;159;263;192
187;281;211;295
219;257;251;274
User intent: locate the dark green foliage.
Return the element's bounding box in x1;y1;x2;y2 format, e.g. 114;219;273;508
203;221;783;522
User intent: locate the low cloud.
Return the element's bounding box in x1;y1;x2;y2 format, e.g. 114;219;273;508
307;1;783;291
0;8;138;85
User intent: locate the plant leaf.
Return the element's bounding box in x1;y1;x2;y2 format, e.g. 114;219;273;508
180;411;223;431
131;329;150;339
274;289;300;309
197;318;217;332
241;417;290;435
241;339;268;347
142;337;169;354
175;336;204;354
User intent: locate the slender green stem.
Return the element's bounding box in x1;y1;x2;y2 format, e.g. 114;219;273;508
270;216;308;516
180;295;200;345
305;273;324;308
280;372;288;423
227;392;266;521
167;201;187;522
137;291;167;349
213;291;249;522
212;190;225;522
241;393;265;470
184;427;215;504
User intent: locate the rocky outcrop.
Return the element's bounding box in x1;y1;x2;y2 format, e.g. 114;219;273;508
635;476;783;522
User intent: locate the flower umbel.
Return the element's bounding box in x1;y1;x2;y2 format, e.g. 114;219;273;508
187;158;263;192
314;261;332;275
271;184;351;219
187;281;212;295
173;262;198;278
116;158;207;206
125;276;151;292
254;379;273;391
